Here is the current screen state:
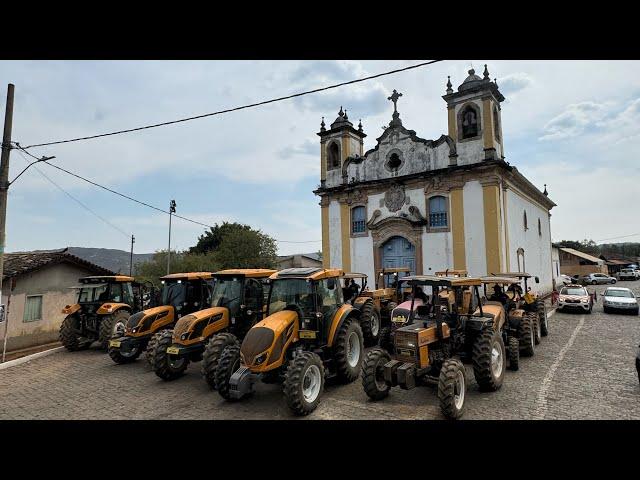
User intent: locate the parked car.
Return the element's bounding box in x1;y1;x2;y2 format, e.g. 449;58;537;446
618;268;638;281
557;285;594;313
582;273;617;285
602;287;639;315
558;274;573;286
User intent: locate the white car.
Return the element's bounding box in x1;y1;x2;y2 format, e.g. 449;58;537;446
558;274;573;286
602;287;639;315
618;268;637;281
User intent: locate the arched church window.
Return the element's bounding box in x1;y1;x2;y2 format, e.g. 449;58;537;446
351;206;366;235
538;218;542;236
327;142;340;170
460;105;479;139
493;106;500;141
428;195;448;228
523;210;528;231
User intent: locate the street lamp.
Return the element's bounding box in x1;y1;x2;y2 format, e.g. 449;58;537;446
167;200;176;275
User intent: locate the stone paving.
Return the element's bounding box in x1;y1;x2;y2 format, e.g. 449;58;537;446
1;281;639;420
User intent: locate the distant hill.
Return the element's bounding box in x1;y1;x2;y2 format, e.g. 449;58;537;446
68;247;154;274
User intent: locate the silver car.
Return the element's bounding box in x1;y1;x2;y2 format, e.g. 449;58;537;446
602;287;639;315
583;273;617;285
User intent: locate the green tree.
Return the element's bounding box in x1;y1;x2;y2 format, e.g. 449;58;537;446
190;222;253;254
134;250;220;286
212;227;278;269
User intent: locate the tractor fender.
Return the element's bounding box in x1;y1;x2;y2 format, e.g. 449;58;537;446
62;303;80;315
241;310;298;372
172;307;229;345
351;296;373;312
481;303;507;331
507;309;525;329
127;305;174;337
327;304;361;347
97;303;132;315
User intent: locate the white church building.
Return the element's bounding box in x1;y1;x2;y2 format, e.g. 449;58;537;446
314;65;557;294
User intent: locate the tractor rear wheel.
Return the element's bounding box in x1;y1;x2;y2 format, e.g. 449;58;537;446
60;315;83;351
153;330;189;380
283;351;325;416
533;315;541;345
360;299;380;347
438;358;466;420
98;310;129;350
472;329;506;392
333;318;364;383
508;336;520;371
537;301;549;336
361;348;391;400
215;345;242;400
519;314;536;357
201;332;239;389
145;331;161;367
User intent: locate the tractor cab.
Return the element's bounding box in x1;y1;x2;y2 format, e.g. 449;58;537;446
495;271;548;340
342;272;367;303
60;275;138;351
480;276;522;311
376;266;411;289
495;272;540;304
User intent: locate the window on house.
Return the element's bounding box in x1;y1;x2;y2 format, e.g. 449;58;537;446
493;106;500;141
24;295;43;322
538;218;542;236
429;195;448;228
351;206;366;234
523;210;528;231
460;105;479;139
327;142;340;170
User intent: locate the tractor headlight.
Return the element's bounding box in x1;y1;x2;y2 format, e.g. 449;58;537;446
181;333;188;340
254;352;268;365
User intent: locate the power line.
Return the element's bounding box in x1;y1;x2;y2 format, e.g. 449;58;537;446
17;60;443;150
15;145;320;243
16;149;130;238
596;233;640;243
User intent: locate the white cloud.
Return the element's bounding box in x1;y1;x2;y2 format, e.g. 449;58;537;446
498;72;534;96
539;101;610;141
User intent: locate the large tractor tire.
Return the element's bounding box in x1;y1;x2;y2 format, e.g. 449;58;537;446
215;345;242;400
472;329;506;392
283;351;325;416
438;358;467;420
98;310;129;350
537;301;549;337
108;341;142;364
60;315;83;352
145;331;162;367
508;336;520;371
333;318;364;383
533;315;542;345
361;348;391;400
360;299;381;347
378;326;393;353
153;330;189;380
201;332;239;389
519;314;536;357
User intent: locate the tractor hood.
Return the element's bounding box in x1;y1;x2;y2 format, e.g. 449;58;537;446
126;305;174;335
241;310;298;371
173;307;229;344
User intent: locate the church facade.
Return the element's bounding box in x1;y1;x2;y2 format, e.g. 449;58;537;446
314;65;557;294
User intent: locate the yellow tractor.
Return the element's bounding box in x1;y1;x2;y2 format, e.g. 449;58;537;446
215;267;365;416
495;272;547;344
60;275;140;351
362;275;508;419
107;272;214;365
151;269;276;383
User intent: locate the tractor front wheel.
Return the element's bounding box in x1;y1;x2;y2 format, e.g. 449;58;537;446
361;348;391;400
333;318;364;383
98;310;129;350
283;351;325;416
538;301;549;336
360;300;380;347
215;345;242;400
145;331;162;367
438;358;466;420
201;332;239;389
108;342;142;364
519;314;536;357
60;315;83;351
533;316;541;345
472;329;506;392
508;335;520;371
153;330;189;380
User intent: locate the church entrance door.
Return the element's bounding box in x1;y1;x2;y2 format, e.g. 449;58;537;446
381;236;416;286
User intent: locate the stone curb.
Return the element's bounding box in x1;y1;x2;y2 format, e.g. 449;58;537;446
0;346;65;370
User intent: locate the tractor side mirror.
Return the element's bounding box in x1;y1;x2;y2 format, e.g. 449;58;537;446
327;278;336;290
535;276;540;284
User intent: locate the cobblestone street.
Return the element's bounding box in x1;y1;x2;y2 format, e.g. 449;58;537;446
2;282;639;420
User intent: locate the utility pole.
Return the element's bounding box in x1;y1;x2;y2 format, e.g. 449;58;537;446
129;234;135;276
167;200;176;275
0;84;15;363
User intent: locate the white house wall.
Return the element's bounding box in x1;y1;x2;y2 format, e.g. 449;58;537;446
462;180;486;276
328;200;342;268
422;231;453;274
351;235;374;280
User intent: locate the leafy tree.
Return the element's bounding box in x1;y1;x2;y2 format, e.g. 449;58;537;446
211;227;278;269
190;222;253;254
134;250;220;286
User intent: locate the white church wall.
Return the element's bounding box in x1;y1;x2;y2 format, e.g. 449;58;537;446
351;234;374;280
505;189;554;294
462;180;487;276
328;200;342;269
406;188;426;215
422;231;453;274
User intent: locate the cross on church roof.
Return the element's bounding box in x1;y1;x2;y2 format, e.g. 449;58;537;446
388;89;402;113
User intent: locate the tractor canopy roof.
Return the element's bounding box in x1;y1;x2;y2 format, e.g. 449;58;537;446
343;272;367;279
402;275;482;287
214;269;277;278
480;276;521;285
377;267;411;274
80;275;134;283
435;269;468;277
495;272;532;278
270;267;344;281
160;272;214;281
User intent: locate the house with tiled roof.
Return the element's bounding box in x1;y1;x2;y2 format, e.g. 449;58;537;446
1;248;114;352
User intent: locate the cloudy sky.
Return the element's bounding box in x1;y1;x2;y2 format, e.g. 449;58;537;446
1;60;639;255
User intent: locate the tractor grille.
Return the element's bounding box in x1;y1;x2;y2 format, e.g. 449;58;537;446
394;330;419;364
